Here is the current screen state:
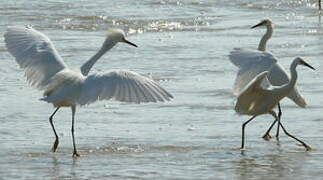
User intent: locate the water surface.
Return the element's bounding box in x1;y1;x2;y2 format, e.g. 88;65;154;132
1;0;323;179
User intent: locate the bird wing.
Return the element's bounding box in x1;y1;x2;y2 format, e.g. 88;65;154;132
4;25;68;89
78;70;173;105
235;71;271;114
229;48;277;95
237;71;271;96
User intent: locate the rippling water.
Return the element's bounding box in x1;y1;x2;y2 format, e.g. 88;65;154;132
1;0;323;179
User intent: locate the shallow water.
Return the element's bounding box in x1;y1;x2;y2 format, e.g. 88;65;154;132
1;0;323;179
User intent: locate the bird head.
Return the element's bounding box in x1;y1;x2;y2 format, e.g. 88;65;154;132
102;28;137;50
295;57;315;70
251;19;272;29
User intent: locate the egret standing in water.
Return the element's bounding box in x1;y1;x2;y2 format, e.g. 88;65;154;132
4;26;173;157
229;19;307;140
235;57;314;150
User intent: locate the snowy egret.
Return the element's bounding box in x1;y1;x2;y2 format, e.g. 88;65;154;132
235;57;314;150
229;19;307;140
4;26;173;157
251;19;273;52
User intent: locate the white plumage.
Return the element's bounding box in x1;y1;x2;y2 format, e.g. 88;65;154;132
229;48;276;95
234;71;273;116
39;70;172;107
229;48;306;108
229;19;307;141
4;25;173;157
77;70;173;105
234;57;314;150
4;26;68;89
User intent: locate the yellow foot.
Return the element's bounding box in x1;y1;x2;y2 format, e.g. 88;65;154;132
72;152;80;158
262;134;272;141
304;145;312;151
239;147;246;151
297;143;312;151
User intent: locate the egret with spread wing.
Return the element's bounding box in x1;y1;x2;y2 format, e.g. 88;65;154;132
229;19;307;140
235;57;314;150
4;26;173;157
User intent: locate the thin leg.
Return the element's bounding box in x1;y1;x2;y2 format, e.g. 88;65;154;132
275;103;282;139
49;107;60;152
71;106;80;157
278;120;311;151
320;0;322;10
241;115;257;150
262;103;282;140
262;119;277;140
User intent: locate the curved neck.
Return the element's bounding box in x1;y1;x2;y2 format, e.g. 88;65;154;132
279;61;298;93
257;25;273;51
80;39;117;76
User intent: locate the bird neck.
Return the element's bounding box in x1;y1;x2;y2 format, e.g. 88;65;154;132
279;60;298;93
80;40;117;76
257;24;273;51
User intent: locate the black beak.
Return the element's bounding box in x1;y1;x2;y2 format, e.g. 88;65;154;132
123;38;137;47
251;22;264;29
302;61;315;70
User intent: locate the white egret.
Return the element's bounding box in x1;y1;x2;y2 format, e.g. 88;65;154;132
229;19;307;140
235;57;314;150
4;26;173;157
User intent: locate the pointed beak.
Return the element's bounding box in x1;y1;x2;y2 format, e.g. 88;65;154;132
302;61;316;70
251;22;265;29
123;38;137;47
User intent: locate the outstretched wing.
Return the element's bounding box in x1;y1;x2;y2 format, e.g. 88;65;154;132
4;25;68;89
78;70;173;105
229;48;277;95
235;71;271;115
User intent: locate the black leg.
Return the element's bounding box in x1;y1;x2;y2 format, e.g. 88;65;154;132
241;115;257;150
278;120;311;151
262;119;277;140
49;107;60;152
275;103;282;139
320;0;322;10
71;106;80;157
262;103;282;140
